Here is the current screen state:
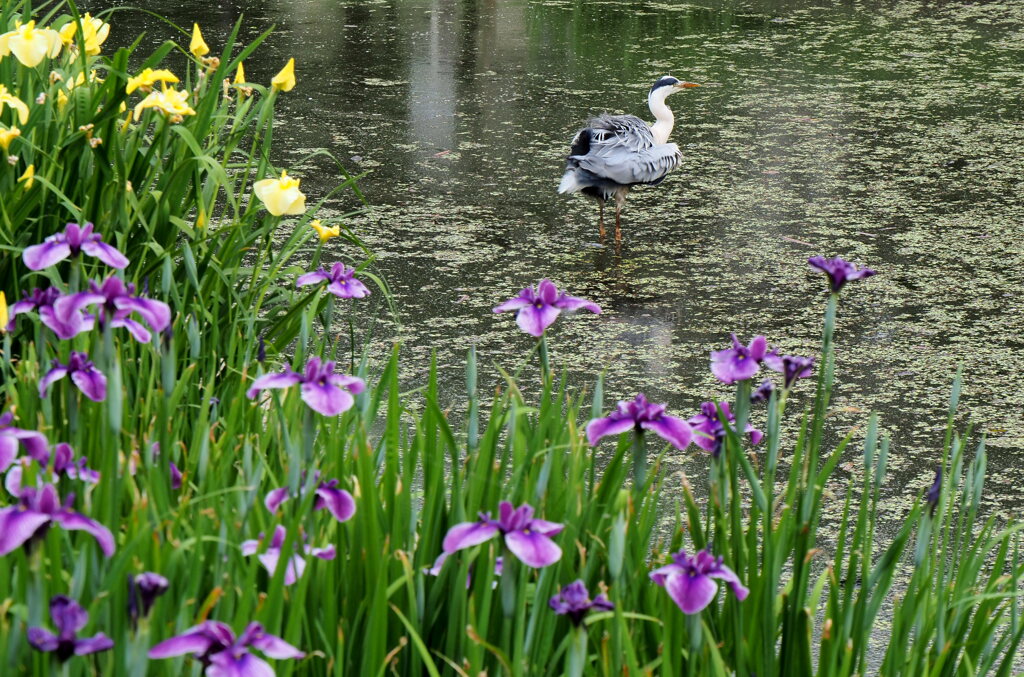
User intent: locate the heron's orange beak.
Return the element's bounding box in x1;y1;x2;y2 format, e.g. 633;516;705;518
676;82;701;88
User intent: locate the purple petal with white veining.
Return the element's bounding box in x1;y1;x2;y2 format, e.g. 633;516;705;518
296;270;329;287
38;366;69;398
249;630;306;659
264;487;289;514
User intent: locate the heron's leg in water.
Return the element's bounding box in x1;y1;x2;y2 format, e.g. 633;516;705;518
614;204;622;242
598;201;606;239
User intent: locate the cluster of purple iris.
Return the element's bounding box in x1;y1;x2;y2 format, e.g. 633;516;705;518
471;255;874;616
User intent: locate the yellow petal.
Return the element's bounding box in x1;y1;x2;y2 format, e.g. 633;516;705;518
271;58;296;92
311;219;341;243
18;164;34;189
0;86;29;125
7;22;62;67
0;291;7;332
58;21;77;46
190;23;209;58
234;62;245;85
253;172;306;216
0;126;20;151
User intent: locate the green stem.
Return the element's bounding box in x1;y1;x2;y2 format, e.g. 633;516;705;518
632;430;647;495
567;625;588;677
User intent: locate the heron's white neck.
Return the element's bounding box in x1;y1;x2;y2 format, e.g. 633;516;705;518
648;89;675;145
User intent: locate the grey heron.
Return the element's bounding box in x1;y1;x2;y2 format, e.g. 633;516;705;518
558;76;700;241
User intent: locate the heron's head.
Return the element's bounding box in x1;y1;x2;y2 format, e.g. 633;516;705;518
649;76;700;100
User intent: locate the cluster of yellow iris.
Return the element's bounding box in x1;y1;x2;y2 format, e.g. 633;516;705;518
0;13;336;240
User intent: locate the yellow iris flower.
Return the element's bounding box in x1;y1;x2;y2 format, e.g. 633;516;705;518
133;84;197;122
0;126;20;151
0;291;7;332
126;68;180;94
271;58;296;92
234;62;246;84
190;23;209;58
0;21;62;68
253;171;306;216
0;85;29;125
18;164;34;189
310;219;341;243
58;13;110;55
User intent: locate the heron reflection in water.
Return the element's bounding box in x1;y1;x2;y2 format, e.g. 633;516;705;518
558;76;700;242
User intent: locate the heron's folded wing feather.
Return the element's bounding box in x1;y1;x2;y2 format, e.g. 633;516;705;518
576;143;682;186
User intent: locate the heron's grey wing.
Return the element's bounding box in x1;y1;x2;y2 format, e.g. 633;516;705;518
576;142;682;186
586;114;656;152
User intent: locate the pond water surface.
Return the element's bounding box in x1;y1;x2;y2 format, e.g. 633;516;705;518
102;0;1024;519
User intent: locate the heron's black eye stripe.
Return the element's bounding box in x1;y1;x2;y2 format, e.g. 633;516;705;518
649;76;680;94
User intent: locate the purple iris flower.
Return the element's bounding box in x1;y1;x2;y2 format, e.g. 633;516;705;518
6;287;61;332
925;467;942;516
5;443;99;497
41;277;171;342
128;572;169;625
808;256;876;293
586;394;692;450
688;401;763;457
38;351;106;402
650;549;749;615
22;222;129;271
264;477;355;523
27;596;114;662
170;462;182;490
493;279;601;338
0;483;114;557
763;352;815;388
751;379;775;403
241;525;336;585
710;334;768;385
246;356;365;417
443;500;563;568
148;620;304;673
0;412;48;473
296;262;370;299
549;580;614;626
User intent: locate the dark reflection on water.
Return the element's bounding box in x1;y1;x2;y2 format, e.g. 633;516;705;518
100;0;1024;516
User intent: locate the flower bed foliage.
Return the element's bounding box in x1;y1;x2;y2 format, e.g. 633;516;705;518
1;3;1022;676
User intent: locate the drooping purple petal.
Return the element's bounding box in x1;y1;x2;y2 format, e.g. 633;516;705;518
70;367;106;402
300;381;352;416
51;510;115;556
26;627;59;652
22;241;72;270
515;303;561;337
504;530;562;568
553;294;602;314
296;270;330;287
264;487;290;514
0;508;51;555
640;415;693;451
74;634;115;656
706;563;750;601
247;627;305;660
148;623;228;659
80;240;129;269
442;520;500;553
208;651;276;677
38;366;69;398
492;296;531;313
662;567;719;614
585;416;635;447
314;485;355;522
114;296;171;334
327;277;370;299
246;371;302;399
